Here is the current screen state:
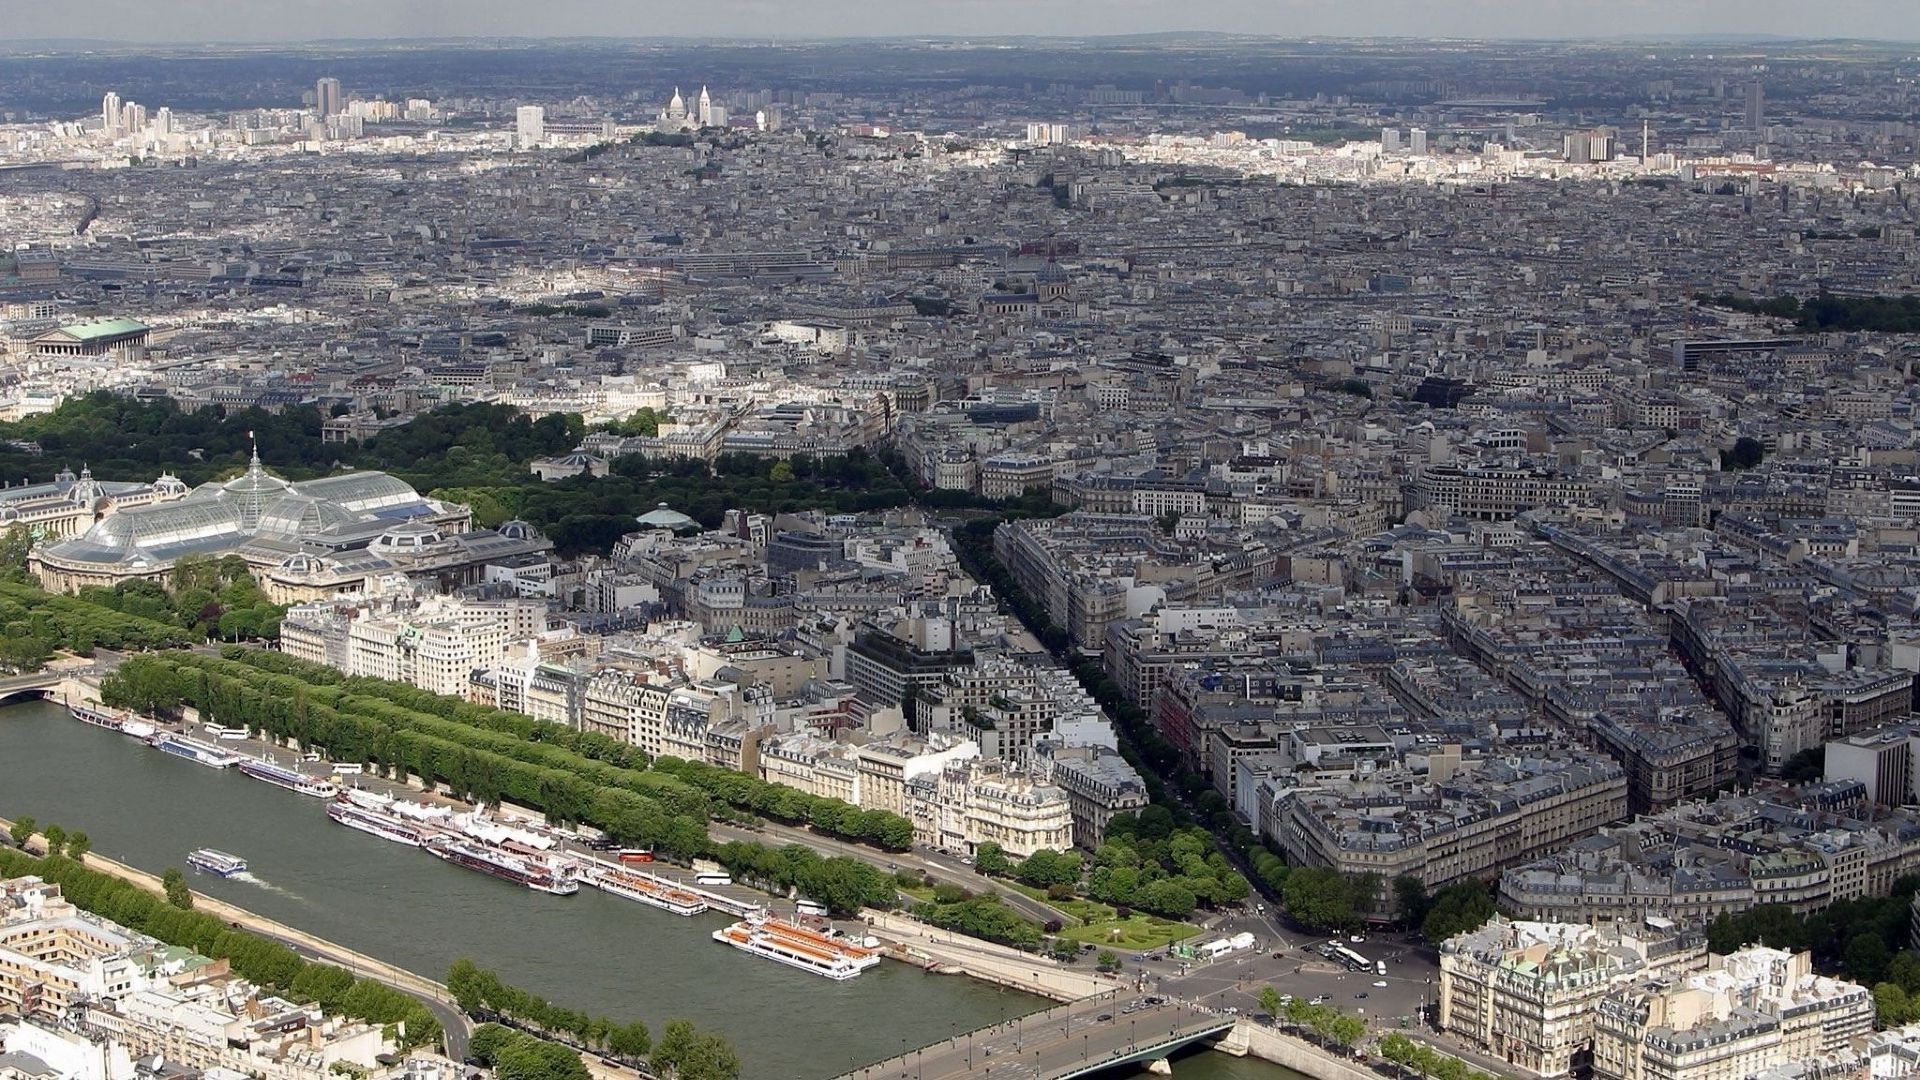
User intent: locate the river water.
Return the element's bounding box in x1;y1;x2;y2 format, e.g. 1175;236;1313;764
0;700;1298;1080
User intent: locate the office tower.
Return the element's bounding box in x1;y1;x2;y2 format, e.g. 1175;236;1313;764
101;91;122;133
515;105;545;149
1745;80;1764;131
316;77;343;118
154;107;173;136
121;102;146;134
1381;127;1401;153
1641;120;1650;161
1409;127;1428;155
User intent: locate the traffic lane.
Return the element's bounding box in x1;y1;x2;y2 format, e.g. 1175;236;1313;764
278;935;471;1060
712;821;1063;924
1170;959;1432;1029
865;1001;1212;1080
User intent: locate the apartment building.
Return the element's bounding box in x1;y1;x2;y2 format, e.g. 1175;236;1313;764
1591;947;1871;1080
1440;917;1707;1078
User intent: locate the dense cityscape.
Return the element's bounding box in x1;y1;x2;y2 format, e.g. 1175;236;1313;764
5;16;1920;1080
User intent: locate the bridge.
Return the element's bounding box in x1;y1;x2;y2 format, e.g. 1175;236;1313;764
0;666;92;705
834;994;1234;1080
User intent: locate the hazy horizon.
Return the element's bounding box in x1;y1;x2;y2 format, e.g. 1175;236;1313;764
9;0;1920;46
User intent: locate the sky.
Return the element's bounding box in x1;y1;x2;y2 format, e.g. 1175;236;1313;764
7;0;1920;43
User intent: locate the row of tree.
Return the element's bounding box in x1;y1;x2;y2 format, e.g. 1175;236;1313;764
1707;875;1920;1026
0;846;441;1048
467;1025;591;1080
1707;291;1920;333
4;816;92;861
0;577;193;672
449;960;656;1064
450;965;741;1080
1261;991;1366;1049
708;840;898;916
1377;1033;1504;1080
207;646;915;853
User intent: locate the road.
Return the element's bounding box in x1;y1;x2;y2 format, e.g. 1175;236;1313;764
267;926;472;1061
710;818;1068;925
837;994;1232;1080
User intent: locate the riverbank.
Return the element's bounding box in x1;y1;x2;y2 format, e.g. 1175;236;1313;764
0;700;1054;1079
60;675;1110;1007
0;812;474;1058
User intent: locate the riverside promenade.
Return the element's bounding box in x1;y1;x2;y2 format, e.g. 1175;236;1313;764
0;814;474;1059
864;910;1121;1002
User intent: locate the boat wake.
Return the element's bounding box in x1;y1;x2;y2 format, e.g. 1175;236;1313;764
229;871;302;900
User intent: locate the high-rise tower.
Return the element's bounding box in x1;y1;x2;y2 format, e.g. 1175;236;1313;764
1745;80;1765;131
316;77;344;118
101;91;122;133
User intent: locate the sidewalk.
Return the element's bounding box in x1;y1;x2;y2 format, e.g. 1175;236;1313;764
866;909;1121;1001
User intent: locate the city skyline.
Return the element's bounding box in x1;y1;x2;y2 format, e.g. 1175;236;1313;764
10;0;1920;44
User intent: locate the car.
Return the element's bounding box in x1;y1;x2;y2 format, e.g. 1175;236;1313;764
1309;996;1326;1006
1224;1007;1239;1016
1354;992;1369;1000
1133;954;1146;962
1144;996;1164;1005
1373;980;1389;988
1096;1014;1113;1022
1277;994;1293;1006
1349;934;1366;944
1272;952;1286;959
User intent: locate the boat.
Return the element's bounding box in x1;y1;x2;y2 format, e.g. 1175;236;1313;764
582;863;708;916
422;837;579;895
120;719;157;740
149;732;243;769
326;798;443;847
68;702;125;731
186;849;247;876
239;756;339;799
711;915;882;980
456;812;556;851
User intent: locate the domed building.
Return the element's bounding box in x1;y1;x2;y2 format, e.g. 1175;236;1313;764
31;450;552;603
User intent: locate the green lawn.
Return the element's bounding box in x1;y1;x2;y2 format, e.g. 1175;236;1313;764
1058;914;1203;952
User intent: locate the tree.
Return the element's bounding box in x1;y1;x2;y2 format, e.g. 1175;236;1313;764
651;1020;741;1080
162;867;194;909
1722;436;1765;471
8;816;33;847
1258;986;1283;1018
973;841;1011;878
1379;1032;1418;1072
1329;1013;1367;1049
1422;880;1498;944
1780;747;1824;783
1848;932;1893;987
41;824;65;859
1394;875;1431;928
1096;949;1120;973
1283;866;1359;932
769;460;796;484
1877;982;1917;1027
0;524;32;582
66;831;91;862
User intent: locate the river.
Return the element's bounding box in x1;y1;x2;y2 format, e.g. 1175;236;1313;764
0;700;1299;1080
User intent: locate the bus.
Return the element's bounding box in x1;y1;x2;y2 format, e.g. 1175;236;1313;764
1331;945;1370;972
694;871;732;886
796;899;829;918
